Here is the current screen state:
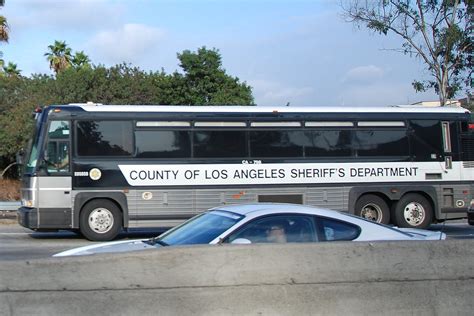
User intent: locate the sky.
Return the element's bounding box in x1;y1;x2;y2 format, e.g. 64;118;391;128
0;0;440;107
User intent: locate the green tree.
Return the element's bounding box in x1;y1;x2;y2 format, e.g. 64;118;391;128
3;61;20;76
0;47;255;171
342;0;473;106
52;63;161;104
71;51;91;69
44;40;73;74
0;72;57;166
0;0;9;73
176;47;254;105
0;100;34;160
0;14;7;43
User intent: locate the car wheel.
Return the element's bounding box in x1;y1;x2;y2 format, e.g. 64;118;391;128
355;194;390;224
393;194;433;229
80;199;122;241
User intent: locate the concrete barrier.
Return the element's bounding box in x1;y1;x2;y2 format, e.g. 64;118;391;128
1;240;473;315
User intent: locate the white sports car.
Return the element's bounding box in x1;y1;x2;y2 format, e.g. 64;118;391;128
54;203;445;257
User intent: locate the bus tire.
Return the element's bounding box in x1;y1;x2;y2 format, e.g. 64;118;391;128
393;194;433;229
354;194;390;224
468;215;474;226
79;199;122;241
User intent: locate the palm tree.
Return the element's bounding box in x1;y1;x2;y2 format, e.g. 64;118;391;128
0;0;7;42
1;1;9;70
3;61;20;76
0;11;8;65
72;51;91;68
44;40;72;74
0;15;8;43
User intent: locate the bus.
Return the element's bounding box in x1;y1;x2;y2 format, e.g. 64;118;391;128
17;103;474;241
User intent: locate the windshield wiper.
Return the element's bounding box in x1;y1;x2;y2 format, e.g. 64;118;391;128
144;237;169;247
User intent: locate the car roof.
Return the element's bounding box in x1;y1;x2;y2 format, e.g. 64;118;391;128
211;203;345;218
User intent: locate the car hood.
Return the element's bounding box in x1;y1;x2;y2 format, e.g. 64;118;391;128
53;239;159;257
397;228;446;240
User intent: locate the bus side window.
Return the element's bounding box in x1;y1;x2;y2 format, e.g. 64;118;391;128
46;121;70;173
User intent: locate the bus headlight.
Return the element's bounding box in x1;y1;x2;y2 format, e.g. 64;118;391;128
22;200;34;208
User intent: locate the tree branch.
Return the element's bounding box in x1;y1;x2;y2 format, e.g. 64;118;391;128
415;0;438;63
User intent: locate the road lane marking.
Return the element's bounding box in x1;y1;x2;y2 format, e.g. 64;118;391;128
0;232;32;235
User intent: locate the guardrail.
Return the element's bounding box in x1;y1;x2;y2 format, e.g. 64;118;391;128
1;240;473;314
0;201;20;211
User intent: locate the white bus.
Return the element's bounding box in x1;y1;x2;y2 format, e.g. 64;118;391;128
18;104;474;240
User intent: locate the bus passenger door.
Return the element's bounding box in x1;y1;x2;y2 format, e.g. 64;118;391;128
440;121;469;215
38;120;73;228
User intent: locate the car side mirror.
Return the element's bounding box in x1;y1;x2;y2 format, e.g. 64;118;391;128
231;238;252;245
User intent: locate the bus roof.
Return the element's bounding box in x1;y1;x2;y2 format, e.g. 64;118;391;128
61;103;470;114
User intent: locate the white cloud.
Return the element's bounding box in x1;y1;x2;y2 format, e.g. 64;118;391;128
5;0;125;33
337;82;438;107
342;65;385;85
249;79;314;106
87;24;166;64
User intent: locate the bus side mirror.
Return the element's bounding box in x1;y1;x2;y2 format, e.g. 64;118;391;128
36;161;49;176
16;149;25;165
38;150;51;175
43;149;50;163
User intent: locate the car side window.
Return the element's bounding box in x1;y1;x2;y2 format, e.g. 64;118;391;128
316;217;360;241
225;215;317;244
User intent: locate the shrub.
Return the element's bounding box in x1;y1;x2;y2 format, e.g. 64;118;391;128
0;179;20;200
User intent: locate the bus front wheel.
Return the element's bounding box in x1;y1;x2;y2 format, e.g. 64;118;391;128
80;199;122;241
354;194;390;224
393;194;433;229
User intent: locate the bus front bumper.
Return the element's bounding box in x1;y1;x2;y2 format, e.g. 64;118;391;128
17;207;39;229
18;206;72;230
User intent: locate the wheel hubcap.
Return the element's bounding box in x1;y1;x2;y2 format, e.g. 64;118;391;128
360;203;382;222
88;208;114;234
403;202;425;226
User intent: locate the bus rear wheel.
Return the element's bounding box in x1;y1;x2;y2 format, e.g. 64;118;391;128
355;194;390;224
80;199;122;241
393;194;432;229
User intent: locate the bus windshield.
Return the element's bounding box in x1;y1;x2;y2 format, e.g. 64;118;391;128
24;112;44;174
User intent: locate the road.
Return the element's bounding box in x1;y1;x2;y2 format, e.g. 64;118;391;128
0;219;166;261
0;218;473;261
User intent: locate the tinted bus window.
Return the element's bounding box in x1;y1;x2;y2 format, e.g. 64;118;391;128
354;130;409;157
136;130;191;158
305;130;351;157
194;130;247;158
448;121;460;159
410;120;443;160
250;130;304;158
77;121;133;156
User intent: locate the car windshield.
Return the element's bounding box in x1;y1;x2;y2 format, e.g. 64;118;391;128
157;210;244;245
